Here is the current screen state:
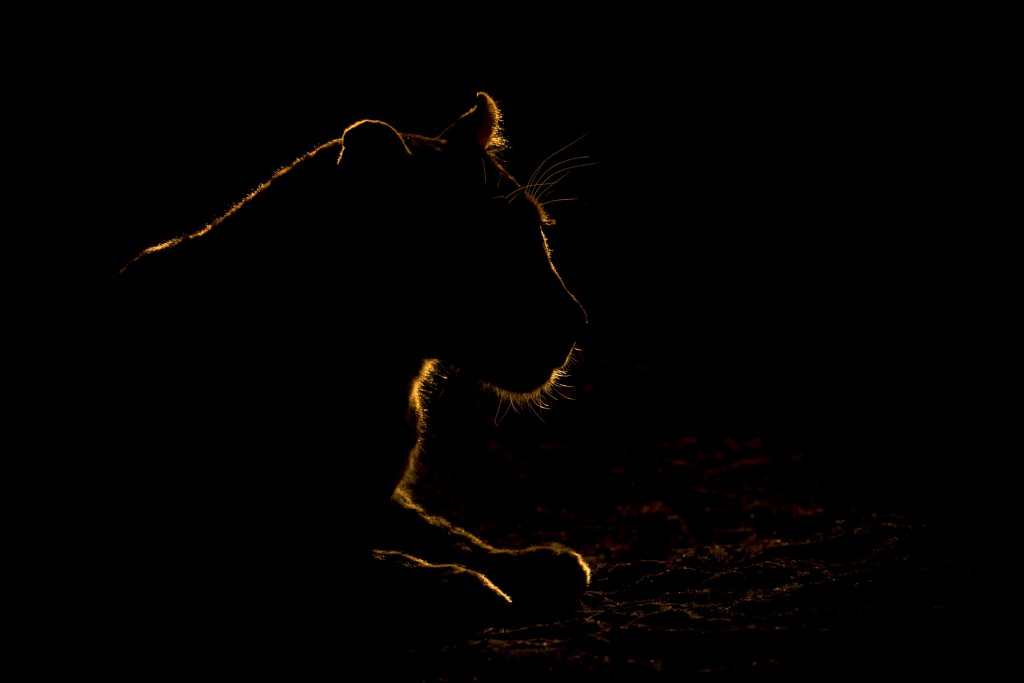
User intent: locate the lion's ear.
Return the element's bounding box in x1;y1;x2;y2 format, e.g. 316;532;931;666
338;119;411;169
440;92;506;151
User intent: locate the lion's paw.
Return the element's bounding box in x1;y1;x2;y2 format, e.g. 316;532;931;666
476;543;592;613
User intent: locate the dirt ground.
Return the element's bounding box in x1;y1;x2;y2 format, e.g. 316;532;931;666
367;341;996;680
36;333;993;680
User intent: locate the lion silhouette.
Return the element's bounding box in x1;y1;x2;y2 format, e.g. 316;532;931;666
106;92;590;644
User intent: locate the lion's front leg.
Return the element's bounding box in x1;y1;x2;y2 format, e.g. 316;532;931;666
362;549;513;635
376;487;591;615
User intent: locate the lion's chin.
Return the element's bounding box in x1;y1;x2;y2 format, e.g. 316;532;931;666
478;349;577;408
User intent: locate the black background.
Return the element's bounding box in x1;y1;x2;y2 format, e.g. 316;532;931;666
25;9;1007;676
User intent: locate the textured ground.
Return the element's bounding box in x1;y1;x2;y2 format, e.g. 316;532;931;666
375;344;994;680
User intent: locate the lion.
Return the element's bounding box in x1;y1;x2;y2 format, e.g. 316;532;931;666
107;92;590;647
